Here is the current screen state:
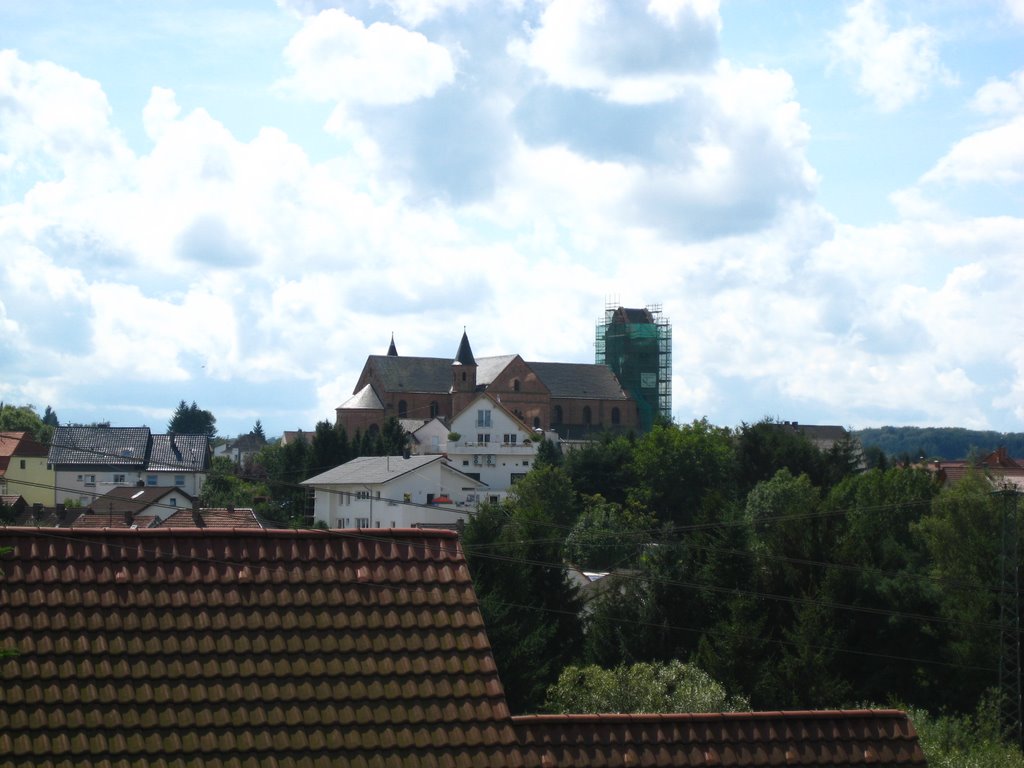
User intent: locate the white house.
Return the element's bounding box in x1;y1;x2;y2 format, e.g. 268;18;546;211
48;427;210;507
301;454;487;529
445;393;548;503
400;417;451;456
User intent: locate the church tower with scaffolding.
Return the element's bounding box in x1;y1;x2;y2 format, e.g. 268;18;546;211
595;302;672;432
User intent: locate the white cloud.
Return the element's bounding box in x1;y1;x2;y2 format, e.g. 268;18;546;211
142;87;182;142
922;115;1024;185
513;0;720;99
829;0;955;112
1007;0;1024;24
971;69;1024;116
278;8;455;106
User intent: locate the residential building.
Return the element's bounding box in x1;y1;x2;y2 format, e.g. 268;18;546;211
336;330;638;440
400;417;450;455
213;432;266;464
446;393;546;503
88;485;196;524
0;430;53;506
302;454;486;529
1;526;929;766
926;446;1024;489
48;425;211;506
159;505;264;528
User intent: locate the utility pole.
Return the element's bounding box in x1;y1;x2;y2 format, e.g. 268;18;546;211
998;486;1022;745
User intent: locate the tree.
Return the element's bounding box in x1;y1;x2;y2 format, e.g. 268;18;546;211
167;400;217;437
629;419;736;526
463;470;583;713
565;494;656;571
251;420;266;442
534;437;563;469
544;660;748;714
563;433;636;506
0;403;53;443
200;456;270;509
378;417;410;456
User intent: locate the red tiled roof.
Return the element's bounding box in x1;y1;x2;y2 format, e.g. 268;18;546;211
513;711;926;766
0;528;517;767
0;528;928;767
159;507;263;528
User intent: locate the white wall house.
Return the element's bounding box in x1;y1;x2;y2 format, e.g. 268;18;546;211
400;418;451;456
49;427;210;507
446;394;543;503
302;454;487;529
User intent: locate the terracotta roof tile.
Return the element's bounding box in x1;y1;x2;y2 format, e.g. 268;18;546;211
0;528;927;767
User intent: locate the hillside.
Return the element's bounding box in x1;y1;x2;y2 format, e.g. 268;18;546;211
854;426;1024;460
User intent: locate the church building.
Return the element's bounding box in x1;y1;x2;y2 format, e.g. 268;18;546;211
335;331;638;439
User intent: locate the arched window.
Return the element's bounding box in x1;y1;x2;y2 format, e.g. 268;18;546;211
430;401;439;418
582;406;592;425
398;400;408;418
533;417;540;429
513;379;521;392
553;405;563;425
611;407;620;425
368;423;380;436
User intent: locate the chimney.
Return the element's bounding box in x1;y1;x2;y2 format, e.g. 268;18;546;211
191;499;203;528
227;504;235;513
123;505;133;527
56;503;66;526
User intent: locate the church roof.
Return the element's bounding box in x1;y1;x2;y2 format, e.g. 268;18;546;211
340;382;386;410
453;330;477;366
364;356;454;394
526;361;630;400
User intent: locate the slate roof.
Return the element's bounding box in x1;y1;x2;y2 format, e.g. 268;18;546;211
476;355;519;387
148;433;210;472
526;361;631;400
352;353;627;402
342;383;386;410
0;527;928;767
303;455;486;489
454;330;477;366
365;355;454;394
48;426;152;468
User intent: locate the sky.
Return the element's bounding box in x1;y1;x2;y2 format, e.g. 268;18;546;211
1;0;1022;439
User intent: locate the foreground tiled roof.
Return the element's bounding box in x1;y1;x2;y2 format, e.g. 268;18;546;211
0;528;928;767
513;711;926;766
0;528;516;767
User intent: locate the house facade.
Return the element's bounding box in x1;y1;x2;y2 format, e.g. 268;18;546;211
48;426;211;506
335;331;638;440
0;431;53;507
302;454;486;529
446;393;550;503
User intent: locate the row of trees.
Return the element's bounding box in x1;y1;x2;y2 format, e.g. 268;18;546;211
462;419;1022;730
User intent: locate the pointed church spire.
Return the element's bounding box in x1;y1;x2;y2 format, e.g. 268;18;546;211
387;333;398;357
453;328;476;366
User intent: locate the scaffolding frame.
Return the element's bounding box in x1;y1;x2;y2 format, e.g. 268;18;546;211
595;300;672;432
